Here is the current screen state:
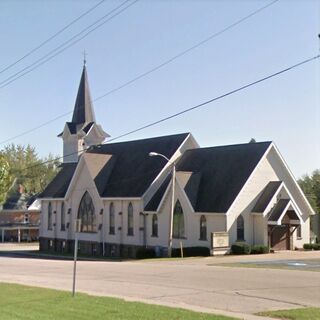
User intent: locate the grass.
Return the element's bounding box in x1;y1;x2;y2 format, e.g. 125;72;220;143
0;282;236;320
257;307;320;319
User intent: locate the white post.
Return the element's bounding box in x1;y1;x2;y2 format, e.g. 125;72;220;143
168;164;176;258
18;228;21;243
72;219;81;297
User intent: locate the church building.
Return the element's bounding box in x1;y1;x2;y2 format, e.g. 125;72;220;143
38;66;314;257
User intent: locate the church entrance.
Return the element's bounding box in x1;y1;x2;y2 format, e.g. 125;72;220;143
270;225;291;250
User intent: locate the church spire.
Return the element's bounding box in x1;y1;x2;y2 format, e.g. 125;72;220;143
71;65;96;126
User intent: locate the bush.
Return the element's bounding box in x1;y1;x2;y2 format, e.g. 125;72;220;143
312;243;320;250
136;247;156;259
171;246;210;257
231;243;251;255
250;245;269;254
303;243;313;250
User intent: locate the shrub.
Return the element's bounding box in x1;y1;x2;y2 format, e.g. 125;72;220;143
231;243;251;255
250;245;269;254
303;243;313;250
312;243;320;250
171;246;210;257
136;247;156;259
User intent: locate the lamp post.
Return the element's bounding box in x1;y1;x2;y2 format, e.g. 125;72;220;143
149;152;175;257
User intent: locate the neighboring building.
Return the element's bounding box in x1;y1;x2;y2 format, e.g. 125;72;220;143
38;65;315;257
0;185;40;242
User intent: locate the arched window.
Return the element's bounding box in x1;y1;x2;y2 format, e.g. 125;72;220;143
109;202;115;235
127;202;134;236
48;202;52;230
237;215;244;241
78;192;96;232
199;215;207;240
173;200;184;238
61;202;65;231
152;214;158;237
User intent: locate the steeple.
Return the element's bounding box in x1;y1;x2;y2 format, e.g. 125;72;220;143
59;63;109;163
71;65;96;126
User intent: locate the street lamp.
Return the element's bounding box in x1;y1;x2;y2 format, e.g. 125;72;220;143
149;152;175;257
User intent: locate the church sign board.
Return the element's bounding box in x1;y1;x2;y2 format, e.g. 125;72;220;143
211;232;230;256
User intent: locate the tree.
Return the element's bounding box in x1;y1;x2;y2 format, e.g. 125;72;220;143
1;144;60;196
0;154;12;204
298;170;320;214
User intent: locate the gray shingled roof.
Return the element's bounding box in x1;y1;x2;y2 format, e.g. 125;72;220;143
268;199;290;222
90;133;189;197
40;133;189;199
252;181;282;213
72;66;95;125
176;141;272;213
145;174;171;211
39;163;77;198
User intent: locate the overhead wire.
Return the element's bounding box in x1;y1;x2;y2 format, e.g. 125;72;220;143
0;0;106;76
0;0;138;89
0;0;279;146
12;54;320;175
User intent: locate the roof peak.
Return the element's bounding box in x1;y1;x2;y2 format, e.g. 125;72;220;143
71;65;96;125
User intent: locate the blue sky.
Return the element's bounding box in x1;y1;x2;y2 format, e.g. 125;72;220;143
0;0;319;178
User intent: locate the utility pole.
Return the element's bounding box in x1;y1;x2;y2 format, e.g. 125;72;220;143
72;219;81;297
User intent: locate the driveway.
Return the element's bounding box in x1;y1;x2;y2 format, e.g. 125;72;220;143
0;249;319;320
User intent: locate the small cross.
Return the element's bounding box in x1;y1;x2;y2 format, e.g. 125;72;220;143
82;50;87;66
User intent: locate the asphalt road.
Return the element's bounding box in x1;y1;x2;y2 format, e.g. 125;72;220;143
0;248;319;320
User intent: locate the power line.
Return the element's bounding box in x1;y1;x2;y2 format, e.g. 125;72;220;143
0;0;106;76
0;0;138;88
0;0;278;146
14;54;320;174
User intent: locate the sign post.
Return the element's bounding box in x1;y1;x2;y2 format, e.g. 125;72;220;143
72;219;81;297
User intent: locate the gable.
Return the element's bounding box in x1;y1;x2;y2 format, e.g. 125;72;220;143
176;142;272;213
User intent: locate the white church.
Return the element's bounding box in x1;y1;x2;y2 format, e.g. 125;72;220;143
38;65;314;257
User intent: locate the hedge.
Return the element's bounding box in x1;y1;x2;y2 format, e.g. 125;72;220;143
171;246;210;257
136;247;156;259
231;243;251;255
304;243;320;251
250;244;269;254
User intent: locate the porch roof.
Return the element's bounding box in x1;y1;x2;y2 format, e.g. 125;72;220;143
268;199;301;226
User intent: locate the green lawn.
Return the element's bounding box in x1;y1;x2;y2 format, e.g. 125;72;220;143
0;283;235;320
257;308;320;320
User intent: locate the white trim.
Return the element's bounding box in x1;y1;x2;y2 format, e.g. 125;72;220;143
275;200;292;225
271;143;315;215
64;157;84;199
175;177;195;213
102;197;141;201
156;176;172;212
141;133;194;199
226;142;273;215
38;198;65;201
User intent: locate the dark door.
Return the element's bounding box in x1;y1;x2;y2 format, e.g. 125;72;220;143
271;225;290;250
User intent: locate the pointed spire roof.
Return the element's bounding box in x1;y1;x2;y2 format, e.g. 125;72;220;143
71;65;96;125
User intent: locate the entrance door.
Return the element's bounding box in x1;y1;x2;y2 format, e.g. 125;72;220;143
270;225;290;250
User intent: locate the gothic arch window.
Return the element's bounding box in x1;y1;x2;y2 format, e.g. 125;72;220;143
152;214;158;237
237;215;244;241
109;202;115;235
127;202;134;236
61;202;65;231
199;215;207;240
48;202;52;230
78;191;96;232
173;200;184;239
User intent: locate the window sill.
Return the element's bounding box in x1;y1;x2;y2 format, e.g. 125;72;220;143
151;235;158;238
127;234;134;237
296;237;302;240
173;236;187;240
199;238;207;241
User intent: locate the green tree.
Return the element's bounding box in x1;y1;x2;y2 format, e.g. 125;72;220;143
298;170;320;214
1;144;60;196
0;154;12;204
